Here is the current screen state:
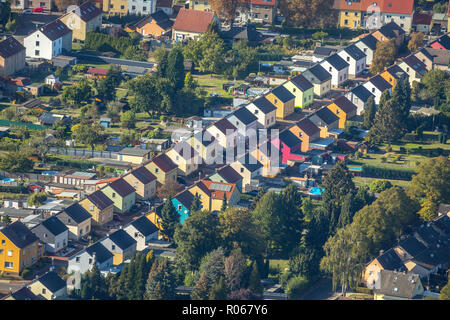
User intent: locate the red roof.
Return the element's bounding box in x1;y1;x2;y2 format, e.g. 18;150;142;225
250;0;276;6
173;8;215;34
87;68;108;75
338;0;414;14
413;13;432;25
381;0;414;15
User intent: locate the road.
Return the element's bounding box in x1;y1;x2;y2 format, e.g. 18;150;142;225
298;278;342;300
0;280;29;295
72;53;156;69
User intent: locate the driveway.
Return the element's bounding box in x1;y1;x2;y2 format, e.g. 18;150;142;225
297;278;342;300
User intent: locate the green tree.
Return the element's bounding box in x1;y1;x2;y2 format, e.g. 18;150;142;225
62;79;92;104
145;258;176;300
71;122;105;151
120;110;136;131
191;271;210;300
174;210;220;271
248;262;263;296
279;184;304;255
160;200;181;242
369;180;393;193
166;46;185;91
0;151;33;172
363;95;376;129
218;207;264;258
289;245;322;281
369;99;406;145
439;275;450;300
183;31;225;75
190;193;202;212
1;215;11;225
209;277;227;300
370;39;397;74
221;193;228;212
408;156;450;210
27;192;47;207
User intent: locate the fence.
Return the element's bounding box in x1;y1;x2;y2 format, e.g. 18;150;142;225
49;147;118;159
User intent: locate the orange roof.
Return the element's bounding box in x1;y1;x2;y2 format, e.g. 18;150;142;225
96;177;120;185
338;0;414;14
173;8;215;34
198;179;236;201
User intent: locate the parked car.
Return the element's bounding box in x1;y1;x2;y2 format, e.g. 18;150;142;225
33;7;44;12
23;9;33;14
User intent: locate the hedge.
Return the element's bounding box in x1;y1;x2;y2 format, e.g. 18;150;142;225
356;286;372;295
362;165;414;180
0;184;28;194
54;159;98;170
286;276;310;299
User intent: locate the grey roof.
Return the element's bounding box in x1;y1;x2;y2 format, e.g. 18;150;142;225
220;25;263;42
401;54;428;77
379;21;406;38
173;189;194;209
369;75;392;92
118;147;150;157
295;118;320;137
129;166;156;184
324;53;349;71
0;36;25;59
398;237;427;258
419;47;450;67
216;165;243;184
303;64;332;83
39;216;68;236
251;96;276;114
37;19;72;41
333;96;358;114
309;107;339;126
278;130;302;149
70;1;102;22
342;44;366;60
231;107;258;125
87;190;114;210
108;178;135;197
376;248;406;271
376;270;421;299
359;34;378;51
61;203;92;224
85;241;114;264
212;118;237;135
38;271;66;293
0;221;39;249
431;34;450;50
130;216;158;237
290;74;313;91
270;86;295;103
351;85;374;103
108;229;136;250
386;64;408;80
8;287;44;300
313;46;338;57
236;153;262;172
135;10;173;30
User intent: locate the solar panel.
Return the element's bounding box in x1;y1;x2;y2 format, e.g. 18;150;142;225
209;183;232;192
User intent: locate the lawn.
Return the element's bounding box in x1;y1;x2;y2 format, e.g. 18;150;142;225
269;259;289;273
353;177;411;189
349;152;424;172
192;73;244;98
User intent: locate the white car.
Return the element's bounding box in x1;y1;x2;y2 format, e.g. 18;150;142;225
23;9;33;14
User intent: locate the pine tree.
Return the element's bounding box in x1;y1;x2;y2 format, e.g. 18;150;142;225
145;258;176;300
221;193;227;212
167;46;185;92
249;187;266;211
209;277;228;300
190;193;201;212
363;95;376;129
160;200;180;241
157;50;169;78
279;184;304;255
378;89;391;110
337;192;354;228
369;99;406;145
191;271;210;300
248;262;263;296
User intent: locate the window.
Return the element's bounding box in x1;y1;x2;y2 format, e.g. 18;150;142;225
42;288;46;294
143;6;147;11
240;168;244;173
134;182;138;188
120;5;124;9
35;50;39;56
178;205;182;211
112;193;116;198
155;168;159;173
0;249;2;254
111;245;115;250
1;240;4;245
4;261;13;269
36;41;39;46
7;250;12;256
344;19;348;25
76;257;80;262
90;205;94;211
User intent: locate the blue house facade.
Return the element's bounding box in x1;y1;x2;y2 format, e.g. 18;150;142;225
171;189;194;224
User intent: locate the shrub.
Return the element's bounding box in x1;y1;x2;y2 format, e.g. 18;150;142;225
381;156;387;163
369;180;393;193
286;276;310;299
356;286;372;295
21;268;32;279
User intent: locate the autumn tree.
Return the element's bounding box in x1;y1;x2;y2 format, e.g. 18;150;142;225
210;0;249;23
279;0;335;27
156;180;182;200
370;39;397;74
408;32;425;52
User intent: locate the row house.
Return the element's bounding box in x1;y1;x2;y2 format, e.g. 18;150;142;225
301;64;332;98
354;33;378;66
326;96;358;130
245;95;277;129
415;47;450;72
144;153;178;185
188;179;240;213
319;53;349;87
59;1;103;41
80;190;114;226
398;54;428;86
166;141;200;176
171;189;195;224
337;44;366;77
282;74;314;108
265;85;295;119
362;74;393;104
101;178;136;214
24;19;73;60
11;0;51;11
133;10;173;37
345;84;375;115
0;37;26;77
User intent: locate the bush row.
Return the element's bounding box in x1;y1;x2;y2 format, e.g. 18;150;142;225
362;165;414;180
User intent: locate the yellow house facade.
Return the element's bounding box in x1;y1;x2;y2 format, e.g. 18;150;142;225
339;10;362;29
265;87;295;120
144;153;178;185
103;0;128;15
166;142;199;176
80;191;114;226
0;221;43;275
326;96;357;130
122;166;157;200
59;2;102;41
190;1;212;11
